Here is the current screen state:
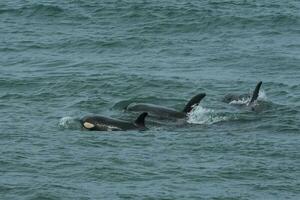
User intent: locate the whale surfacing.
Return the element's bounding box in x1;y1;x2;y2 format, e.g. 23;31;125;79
126;93;206;119
223;81;263;106
80;112;148;131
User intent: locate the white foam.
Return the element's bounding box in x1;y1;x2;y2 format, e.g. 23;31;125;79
58;116;80;129
187;105;229;125
229;97;250;105
258;89;267;101
229;90;268;105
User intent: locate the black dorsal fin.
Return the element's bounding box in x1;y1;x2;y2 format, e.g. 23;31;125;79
249;81;262;104
134;112;148;127
182;93;206;113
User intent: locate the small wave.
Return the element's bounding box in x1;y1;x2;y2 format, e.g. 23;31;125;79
0;4;65;17
0;93;25;99
58;116;81;130
27;4;65;17
0;3;89;21
187;105;230;125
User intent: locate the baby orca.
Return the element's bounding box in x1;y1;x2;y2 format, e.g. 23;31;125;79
223;81;263;106
125;93;206;119
80;112;148;131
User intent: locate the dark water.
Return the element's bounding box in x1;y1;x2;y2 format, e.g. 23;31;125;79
1;0;300;199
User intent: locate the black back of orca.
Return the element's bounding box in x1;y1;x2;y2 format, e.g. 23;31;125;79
80;112;148;131
126;93;206;119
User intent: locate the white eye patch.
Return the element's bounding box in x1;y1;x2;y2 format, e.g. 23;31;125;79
83;122;95;129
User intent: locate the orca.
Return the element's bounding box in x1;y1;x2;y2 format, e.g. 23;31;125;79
125;93;206;119
223;81;263;106
80;112;148;131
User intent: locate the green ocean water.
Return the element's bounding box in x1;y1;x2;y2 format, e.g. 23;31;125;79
0;0;300;199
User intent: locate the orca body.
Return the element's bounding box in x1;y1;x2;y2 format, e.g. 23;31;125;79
223;94;250;103
223;81;263;106
126;93;206;119
80;112;148;131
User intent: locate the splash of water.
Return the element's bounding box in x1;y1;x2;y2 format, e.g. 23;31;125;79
58;116;81;129
229;97;250;105
229;90;268;105
258;89;267;101
187;105;229;125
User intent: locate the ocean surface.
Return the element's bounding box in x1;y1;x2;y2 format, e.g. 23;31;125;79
1;0;300;199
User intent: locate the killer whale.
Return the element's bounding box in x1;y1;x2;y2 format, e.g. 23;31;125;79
223;81;263;105
125;93;206;119
80;112;148;131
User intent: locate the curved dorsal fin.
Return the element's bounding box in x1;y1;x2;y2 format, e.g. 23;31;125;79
249;81;262;104
134;112;148;127
183;93;206;113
